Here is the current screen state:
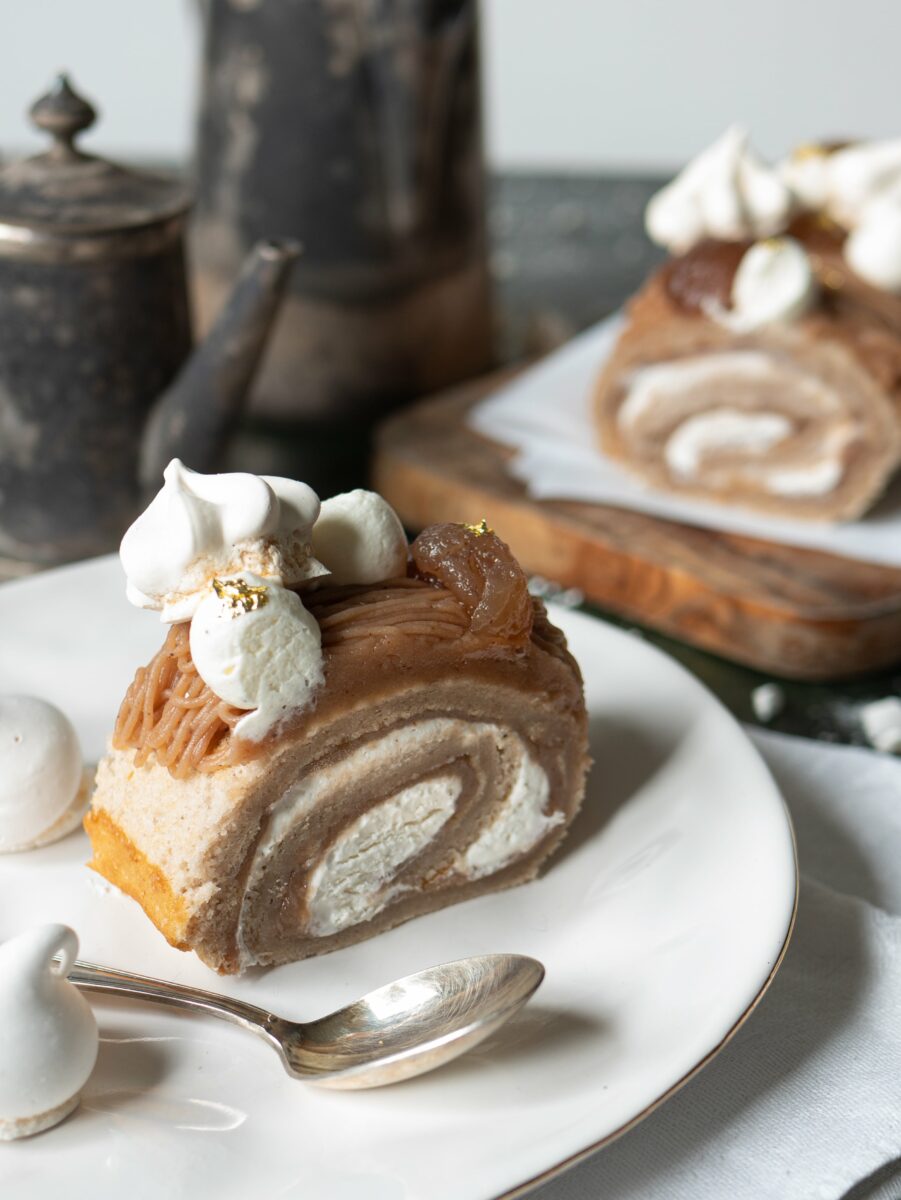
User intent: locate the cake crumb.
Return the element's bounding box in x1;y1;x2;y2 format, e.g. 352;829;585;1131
556;588;585;609
859;697;901;754
751;683;785;723
527;575;552;598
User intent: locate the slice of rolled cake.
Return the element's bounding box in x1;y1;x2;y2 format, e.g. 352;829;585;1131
86;469;589;974
596;128;901;521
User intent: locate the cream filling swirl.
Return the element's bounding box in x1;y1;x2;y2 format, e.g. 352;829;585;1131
236;718;560;959
619;354;857;499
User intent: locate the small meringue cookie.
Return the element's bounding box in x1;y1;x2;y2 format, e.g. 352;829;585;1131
0;696;90;853
779;143;834;211
0;924;98;1140
859;696;901;754
844;197;901;292
646;126;794;254
120;460;327;622
825;139;901;229
189;574;324;741
712;236;818;331
312;490;409;586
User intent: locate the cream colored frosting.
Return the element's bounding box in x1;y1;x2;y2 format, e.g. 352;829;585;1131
189;573;324;742
645;126;794;254
664;409;792;479
620;354;857;498
779;139;901;228
823;139;901;228
0;696;88;853
649;133;901;294
666;415;853;498
619;352;780;429
758;456;845;496
312;490;408;585
0;925;98;1140
719;236;818;331
844;196;901;292
238;718;559;955
754;424;855;496
458;748;562;879
779;144;833;211
123;466;413;733
779;138;901;291
306;775;461;936
120;460;326;622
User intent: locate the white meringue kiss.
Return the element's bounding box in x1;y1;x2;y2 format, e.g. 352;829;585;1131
824;139;901;229
845;197;901;292
0;696;87;853
312;490;408;586
713;236;818;331
189;574;324;741
779;143;834;211
120;460;326;622
646;126;794;254
0;925;98;1140
780;137;901;229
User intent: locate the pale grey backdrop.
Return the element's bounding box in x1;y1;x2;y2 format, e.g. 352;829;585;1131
1;0;898;169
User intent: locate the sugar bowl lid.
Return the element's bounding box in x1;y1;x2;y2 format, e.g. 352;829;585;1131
0;74;190;250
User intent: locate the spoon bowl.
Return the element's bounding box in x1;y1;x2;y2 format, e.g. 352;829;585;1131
278;954;545;1089
70;953;544;1089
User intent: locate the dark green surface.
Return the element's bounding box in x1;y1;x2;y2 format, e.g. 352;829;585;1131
584;601;900;748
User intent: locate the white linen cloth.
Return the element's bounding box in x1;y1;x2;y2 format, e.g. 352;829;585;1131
469;318;901;568
532;729;901;1200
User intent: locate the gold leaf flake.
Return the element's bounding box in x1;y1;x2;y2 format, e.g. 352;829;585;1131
792;142;829;161
462;518;492;536
211;577;269;616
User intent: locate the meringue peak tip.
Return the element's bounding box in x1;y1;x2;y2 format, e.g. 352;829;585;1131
120;464;325;621
162;457;190;485
646;124;793;253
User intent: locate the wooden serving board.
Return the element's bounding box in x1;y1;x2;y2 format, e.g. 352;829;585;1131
373;369;901;681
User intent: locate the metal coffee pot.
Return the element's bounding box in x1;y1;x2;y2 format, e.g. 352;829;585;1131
192;0;492;424
0;75;299;570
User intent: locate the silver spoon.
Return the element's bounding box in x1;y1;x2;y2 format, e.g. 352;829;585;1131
69;953;544;1089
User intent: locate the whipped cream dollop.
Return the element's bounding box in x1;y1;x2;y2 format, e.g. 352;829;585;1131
779;143;834;211
780;139;901;228
311;490;409;586
779;138;901;290
844;197;901;292
126;466;412;735
714;236;818;330
822;139;901;228
189;573;324;741
0;696;89;853
646;126;794;254
121;460;327;622
0;925;98;1140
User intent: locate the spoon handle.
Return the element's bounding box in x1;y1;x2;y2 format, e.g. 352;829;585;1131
69;958;281;1044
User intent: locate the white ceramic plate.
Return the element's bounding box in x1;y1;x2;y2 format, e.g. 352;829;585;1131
0;558;796;1200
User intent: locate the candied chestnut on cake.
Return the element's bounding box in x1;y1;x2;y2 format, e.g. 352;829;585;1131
86;463;589;974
